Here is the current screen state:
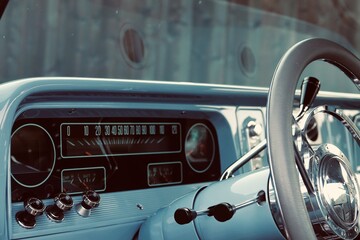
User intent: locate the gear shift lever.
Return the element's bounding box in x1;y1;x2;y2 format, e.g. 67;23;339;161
296;76;321;120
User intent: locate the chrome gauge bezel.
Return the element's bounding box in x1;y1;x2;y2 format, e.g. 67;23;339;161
313;144;360;239
11;123;56;188
184;123;215;173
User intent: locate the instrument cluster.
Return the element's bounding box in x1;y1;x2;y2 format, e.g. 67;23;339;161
11;109;220;203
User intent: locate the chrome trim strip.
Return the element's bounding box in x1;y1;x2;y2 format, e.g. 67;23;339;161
220;139;266;180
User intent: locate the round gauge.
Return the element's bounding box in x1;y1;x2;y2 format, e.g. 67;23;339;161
185;123;215;173
11;124;56;188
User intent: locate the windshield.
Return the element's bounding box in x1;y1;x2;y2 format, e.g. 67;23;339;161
0;0;358;93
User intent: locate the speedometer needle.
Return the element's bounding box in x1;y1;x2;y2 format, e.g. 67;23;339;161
85;151;92;156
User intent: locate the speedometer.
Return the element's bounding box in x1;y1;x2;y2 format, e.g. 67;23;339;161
61;122;181;158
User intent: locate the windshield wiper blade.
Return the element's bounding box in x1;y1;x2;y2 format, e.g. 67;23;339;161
0;0;9;19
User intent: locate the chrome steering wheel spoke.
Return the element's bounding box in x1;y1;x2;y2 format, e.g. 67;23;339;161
293;116;316;194
292;118;315;195
306;105;360;146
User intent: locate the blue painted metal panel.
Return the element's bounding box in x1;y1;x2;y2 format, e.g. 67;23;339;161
139;168;283;240
0;77;357;239
0;77;243;239
193;168;283;239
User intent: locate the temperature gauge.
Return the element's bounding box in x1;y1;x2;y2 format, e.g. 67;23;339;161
61;167;106;194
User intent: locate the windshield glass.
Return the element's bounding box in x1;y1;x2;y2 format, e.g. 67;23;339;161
0;0;358;93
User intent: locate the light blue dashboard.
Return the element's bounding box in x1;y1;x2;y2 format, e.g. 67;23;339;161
0;77;359;239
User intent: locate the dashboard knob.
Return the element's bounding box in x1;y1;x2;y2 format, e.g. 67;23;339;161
45;192;73;222
247;121;263;137
55;192;74;211
174;208;197;225
207;202;235;222
75;190;100;217
24;197;46;216
16;197;45;229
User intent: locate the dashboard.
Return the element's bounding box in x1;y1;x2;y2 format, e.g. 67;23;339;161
4;78;245;239
11;109;220;202
1;77;359;239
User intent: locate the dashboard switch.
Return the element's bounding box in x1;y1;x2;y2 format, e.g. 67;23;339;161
45;192;73;222
75;190;100;217
247;120;263;137
15;197;45;229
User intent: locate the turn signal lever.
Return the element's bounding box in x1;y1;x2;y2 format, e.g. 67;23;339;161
174;191;265;225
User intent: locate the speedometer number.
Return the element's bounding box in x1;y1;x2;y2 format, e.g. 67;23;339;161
67;126;71;137
84;125;89;136
60;122;181;158
95;126;101;136
104;125;111;136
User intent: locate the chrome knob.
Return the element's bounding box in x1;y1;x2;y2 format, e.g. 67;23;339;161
55;192;74;211
83;190;101;208
75;190;100;217
45;192;73;222
16;197;45;229
25;197;46;216
247;121;263;137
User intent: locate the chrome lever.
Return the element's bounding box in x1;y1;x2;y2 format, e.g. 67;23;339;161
174;191;265;224
220;139;266;180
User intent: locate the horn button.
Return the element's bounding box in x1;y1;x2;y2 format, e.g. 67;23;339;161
313;144;360;239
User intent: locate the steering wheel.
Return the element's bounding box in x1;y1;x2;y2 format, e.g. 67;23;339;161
267;38;360;239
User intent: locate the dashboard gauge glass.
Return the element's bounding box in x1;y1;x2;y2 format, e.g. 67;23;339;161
61;167;106;194
11;124;56;188
185;123;215;173
148;162;182;186
61;122;181;158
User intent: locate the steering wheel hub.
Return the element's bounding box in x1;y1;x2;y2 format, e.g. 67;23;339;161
313;144;360;239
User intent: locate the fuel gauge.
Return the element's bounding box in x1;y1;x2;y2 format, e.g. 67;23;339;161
61;167;106;194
